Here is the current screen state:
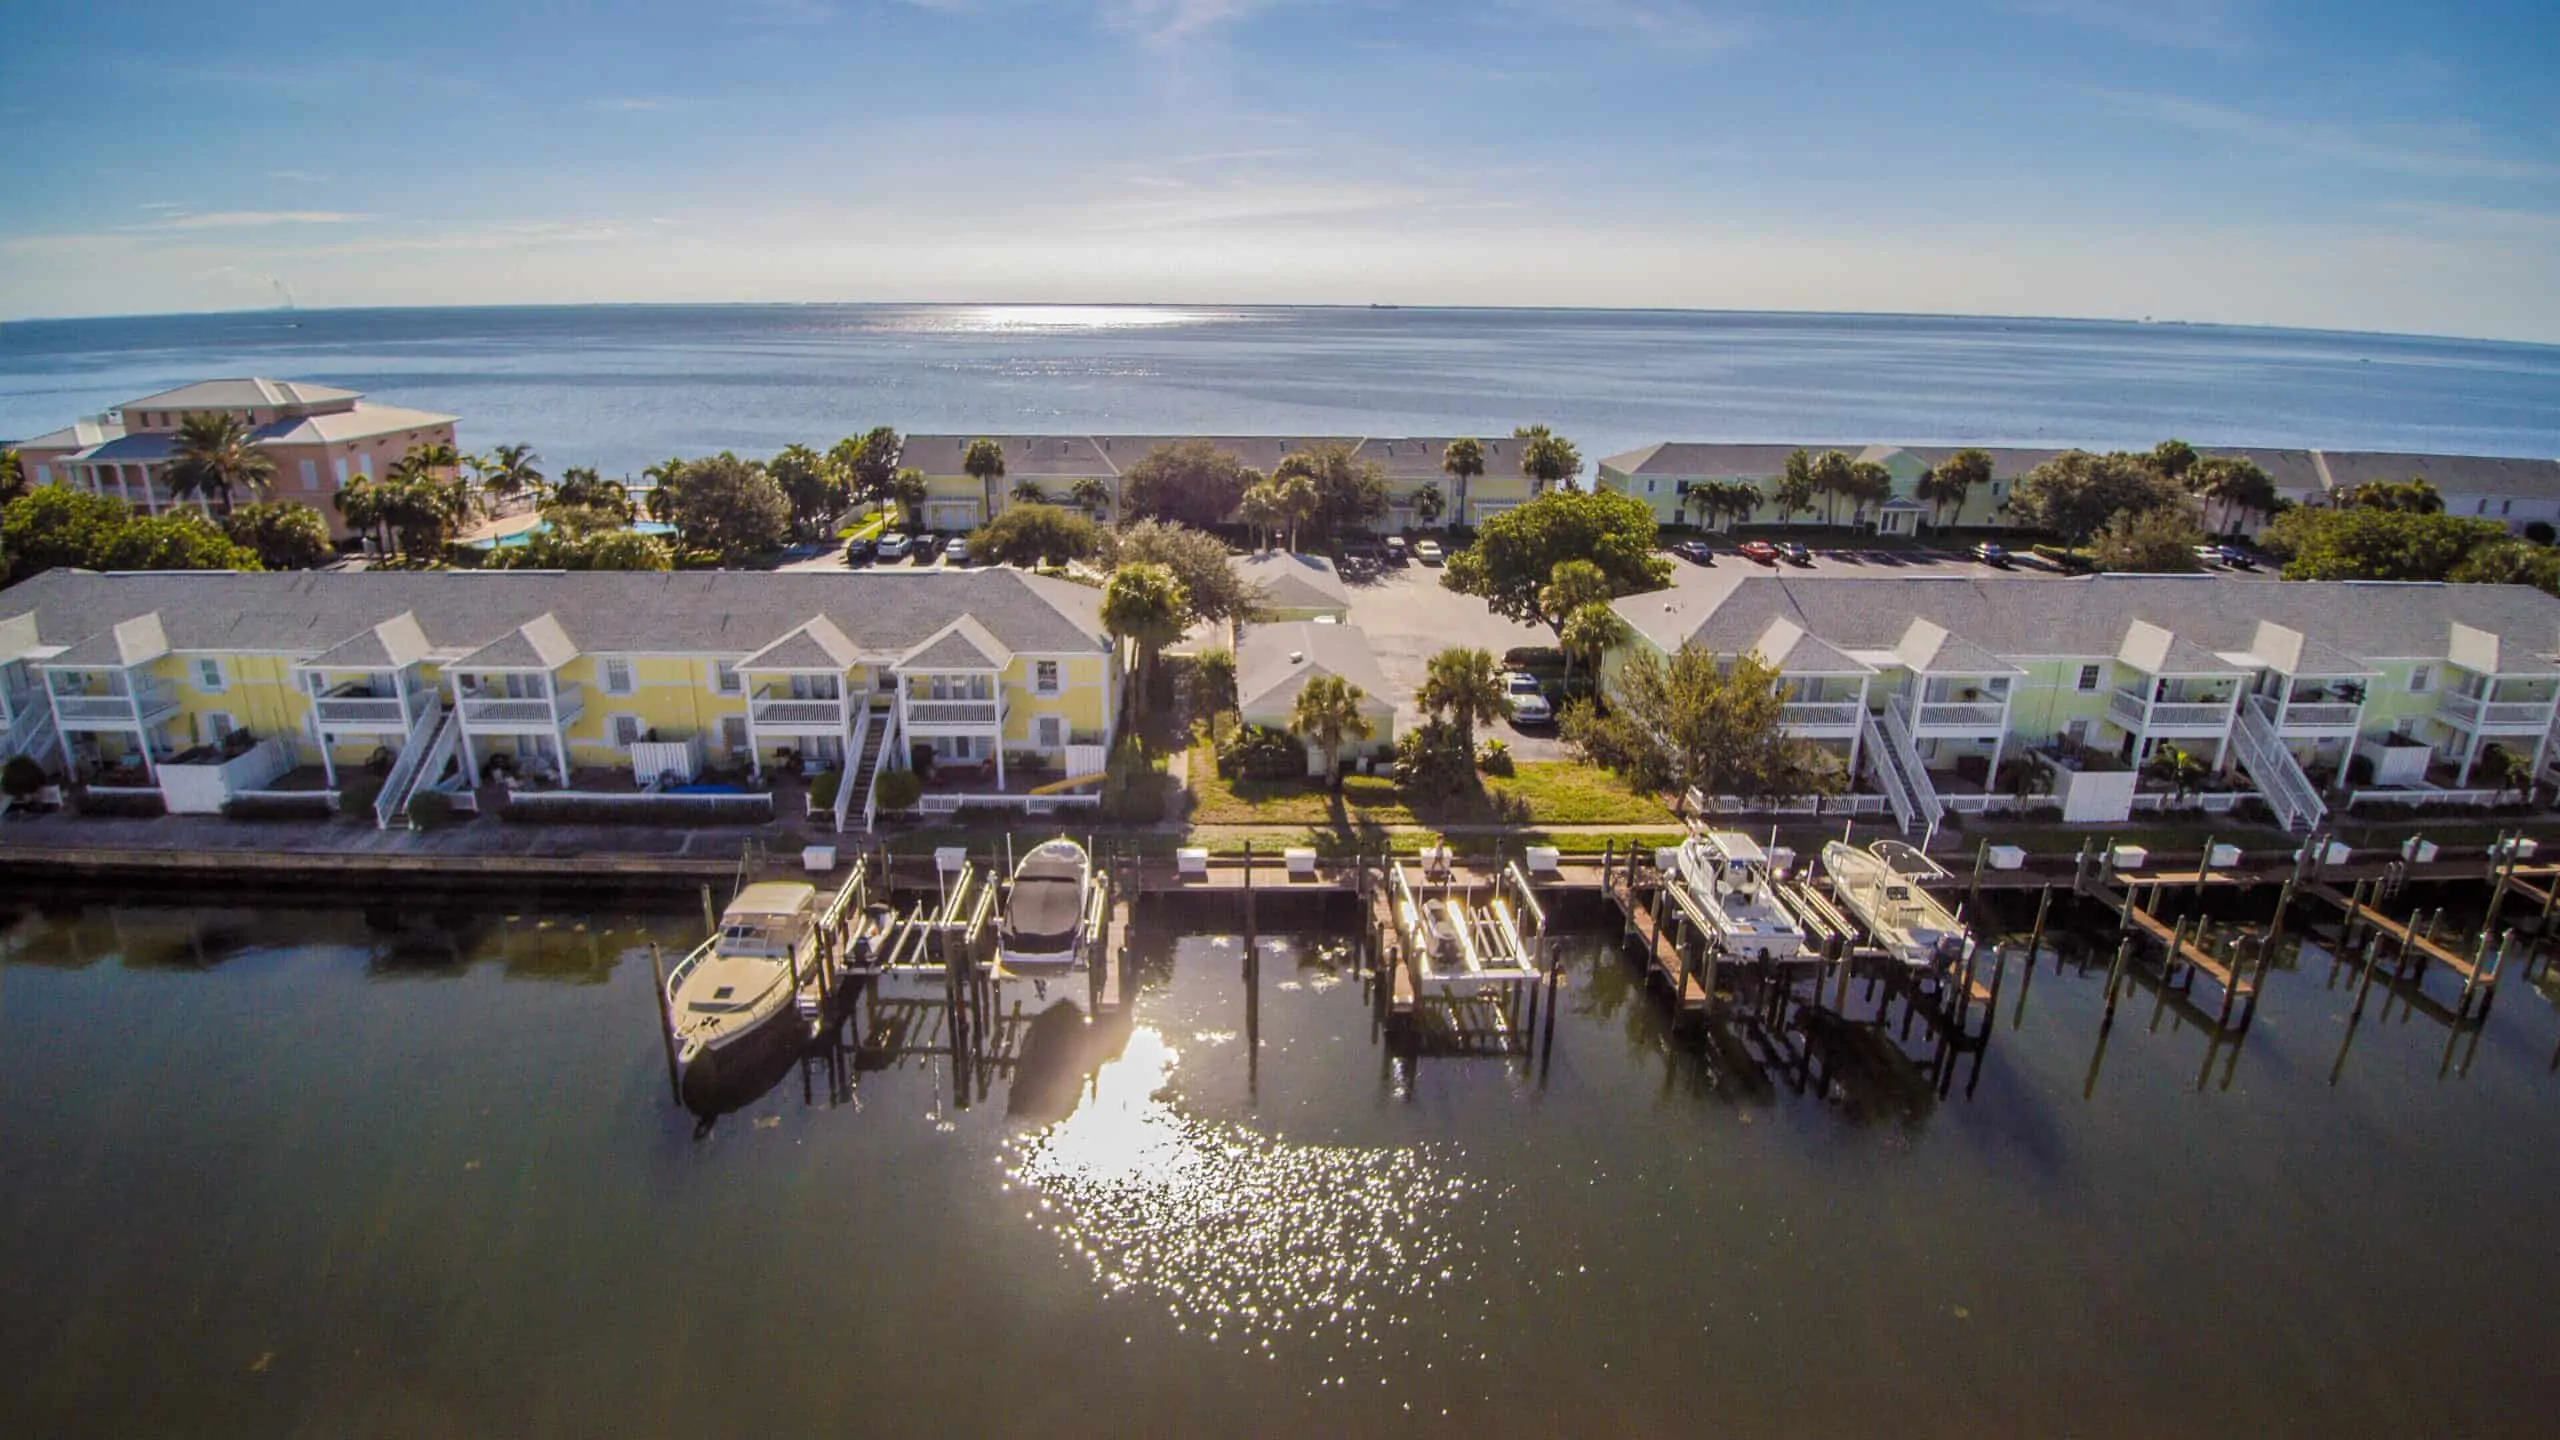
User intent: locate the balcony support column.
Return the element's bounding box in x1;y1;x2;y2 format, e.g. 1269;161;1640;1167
2458;729;2483;787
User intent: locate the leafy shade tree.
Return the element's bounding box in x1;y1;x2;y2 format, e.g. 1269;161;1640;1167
2476;744;2538;804
1538;558;1615;631
972;503;1103;567
1559;602;1626;684
1102;562;1190;710
3;489;263;582
1770;448;1819;523
1068;476;1113;520
2189;455;2279;534
769;444;844;539
482;442;543;507
222;501;333;569
166;411;276;516
99;510;264;572
1121;439;1255;530
2088;505;2206;573
1441;487;1670;626
2149;438;2199;484
1412;482;1446;529
486;526;674;571
1560;646;1840;809
1440;437;1485;520
1288;673;1376;790
963;438;1008;520
2009;450;2188;545
1272;443;1389;544
551;466;635;522
1513;425;1581;494
847;426;903;505
1;447;27;503
2448;538;2560;596
2258;506;2507;582
1105;519;1265;627
2342;477;2444;515
1917;448;1992;528
661;453;792;562
1416;646;1508;752
888;468;929;526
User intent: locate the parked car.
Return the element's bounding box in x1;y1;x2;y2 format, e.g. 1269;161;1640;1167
1777;541;1813;567
943;536;972;566
1502;670;1543;697
1384;535;1409;564
874;531;912;561
1508;690;1554;726
1415;539;1445;565
2192;543;2225;568
913;535;944;565
1671;538;1715;565
2216;544;2256;570
1737;540;1780;565
1973;541;2011;568
843;535;876;565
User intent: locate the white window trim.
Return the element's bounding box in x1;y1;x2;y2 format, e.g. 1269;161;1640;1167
201;711;236;744
195;657;229;694
2075;664;2101;692
709;661;742;695
1034;660;1061;696
2409;665;2433;694
602;659;636;696
609;713;644;749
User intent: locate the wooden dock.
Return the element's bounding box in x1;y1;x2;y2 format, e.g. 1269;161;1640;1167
1602;856;1713;1017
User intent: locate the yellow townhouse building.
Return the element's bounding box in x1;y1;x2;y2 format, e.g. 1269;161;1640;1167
11;377;462;542
0;568;1120;830
893;433;1543;531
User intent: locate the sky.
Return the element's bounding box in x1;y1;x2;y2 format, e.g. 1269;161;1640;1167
3;0;2557;341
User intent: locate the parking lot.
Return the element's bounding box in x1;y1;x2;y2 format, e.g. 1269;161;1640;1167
1338;562;1571;757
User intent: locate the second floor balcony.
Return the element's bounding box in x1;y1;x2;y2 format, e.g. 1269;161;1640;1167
2110;687;2234;736
1780;699;1863;734
51;678;180;728
459;682;584;731
906;696;1005;728
751;684;851;730
2251;692;2362;733
2436;688;2555;732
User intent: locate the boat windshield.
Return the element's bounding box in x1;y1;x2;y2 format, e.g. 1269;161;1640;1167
718;921;802;957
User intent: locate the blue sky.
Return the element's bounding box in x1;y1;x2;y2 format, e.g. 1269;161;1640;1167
4;0;2556;340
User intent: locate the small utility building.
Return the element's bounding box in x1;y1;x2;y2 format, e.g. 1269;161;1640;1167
1236;621;1398;776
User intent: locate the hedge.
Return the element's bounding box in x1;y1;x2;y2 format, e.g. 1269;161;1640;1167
498;792;775;826
221;793;337;821
77;790;167;819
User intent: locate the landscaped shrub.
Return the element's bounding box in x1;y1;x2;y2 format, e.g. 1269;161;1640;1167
2528;521;2556;546
406;790;456;831
2;754;45;802
498;792;773;825
873;768;923;812
338;779;382;818
1216;723;1305;781
76;789;166;819
808;769;843;811
221;793;335;821
1500;646;1567;673
1395;720;1476;800
1477;737;1516;777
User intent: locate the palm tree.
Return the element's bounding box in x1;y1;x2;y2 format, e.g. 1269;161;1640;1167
1238;481;1285;551
1917;448;1991;529
963;437;1007;522
166;411;276;516
2192;456;2278;536
1273;472;1318;552
1512;425;1580;494
482;442;544;509
1289;673;1374;790
1104;563;1189;714
1011;479;1049;507
1068;477;1112;521
1560;603;1626;685
334;477;388;554
1772;448;1818;524
1539;558;1613;631
1441;437;1485;521
1807;449;1856;527
1412;481;1446;529
889;467;929;527
1417;646;1507;750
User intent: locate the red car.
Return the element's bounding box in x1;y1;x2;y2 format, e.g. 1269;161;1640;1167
1737;540;1780;565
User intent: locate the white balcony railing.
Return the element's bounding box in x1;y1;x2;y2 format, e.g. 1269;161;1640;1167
2438;691;2552;729
2275;700;2361;729
1780;700;1862;730
315;693;408;727
2112;689;2231;732
54;680;179;727
752;689;850;728
1910;700;2007;730
907;699;1002;726
460;683;584;730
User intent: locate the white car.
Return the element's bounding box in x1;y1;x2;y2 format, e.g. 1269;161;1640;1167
943;536;971;566
1502;670;1542;696
875;531;912;560
1509;690;1554;726
1414;539;1445;565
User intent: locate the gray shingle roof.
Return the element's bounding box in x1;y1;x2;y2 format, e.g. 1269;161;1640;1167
739;617;860;672
1238;622;1394;715
0;569;1111;670
1230;551;1348;612
119;378;359;411
2319;450;2560;502
1613;572;2560;676
304;613;434;671
900;616;1011;670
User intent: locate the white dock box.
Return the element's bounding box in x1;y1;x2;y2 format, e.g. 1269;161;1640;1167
1285;847;1317;877
2110;845;2149;871
1655;847;1682;876
935;846;969;877
1524;845;1562;876
2495;837;2539;860
802;845;837;872
1175;846;1210;877
2401;838;2438;863
1987;844;2026;871
2208;843;2241;867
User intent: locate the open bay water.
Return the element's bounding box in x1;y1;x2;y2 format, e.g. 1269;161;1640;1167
5;306;2559;478
4;896;2560;1435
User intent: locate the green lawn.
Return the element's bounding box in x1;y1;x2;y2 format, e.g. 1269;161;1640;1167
839;511;891;542
1186;742;1675;828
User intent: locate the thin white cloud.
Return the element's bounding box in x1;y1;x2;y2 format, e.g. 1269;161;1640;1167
2007;0;2254;57
1100;0;1268;45
739;0;838;22
268;169;332;183
136;201;188;212
590;97;672;112
1498;0;1745;51
2088;89;2553;182
121;210;375;232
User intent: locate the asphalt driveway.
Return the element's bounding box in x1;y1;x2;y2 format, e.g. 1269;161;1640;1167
1338;563;1570;757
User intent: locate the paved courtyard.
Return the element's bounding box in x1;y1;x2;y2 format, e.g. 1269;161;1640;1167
1338;563;1568;756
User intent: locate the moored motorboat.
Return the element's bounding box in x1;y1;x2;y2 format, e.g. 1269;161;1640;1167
1821;840;1965;968
1671;831;1818;964
667;881;825;1104
999;838;1092;970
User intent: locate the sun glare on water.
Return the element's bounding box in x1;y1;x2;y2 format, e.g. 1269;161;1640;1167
944;305;1214;334
1005;1028;1486;1364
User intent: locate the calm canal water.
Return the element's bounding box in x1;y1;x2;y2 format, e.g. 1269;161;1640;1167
3;893;2559;1436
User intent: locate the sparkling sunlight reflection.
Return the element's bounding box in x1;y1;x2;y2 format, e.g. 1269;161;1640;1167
940;305;1214;333
1006;1028;1484;1361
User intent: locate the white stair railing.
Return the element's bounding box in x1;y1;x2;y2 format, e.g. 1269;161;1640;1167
372;693;448;829
862;707;902;834
2232;695;2324;833
1;697;59;768
1857;709;1915;833
1879;699;1946;835
831;702;874;833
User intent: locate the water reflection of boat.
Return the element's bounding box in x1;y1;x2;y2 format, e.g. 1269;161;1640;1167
1822;840;1964;968
1007;999;1123;1123
1672;831;1816;964
667;882;822;1106
999;838;1090;971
